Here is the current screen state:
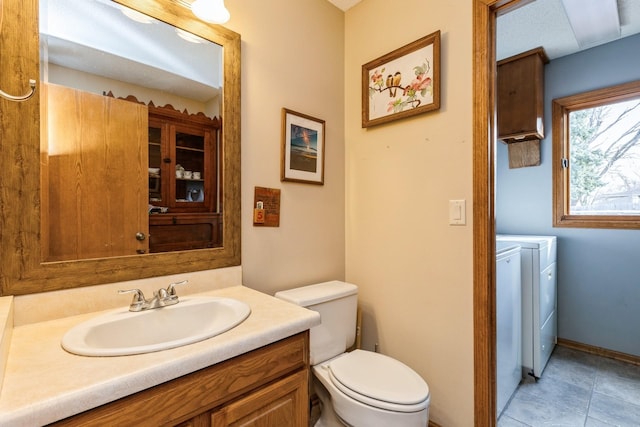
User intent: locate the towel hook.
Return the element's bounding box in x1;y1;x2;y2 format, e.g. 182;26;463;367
0;79;36;102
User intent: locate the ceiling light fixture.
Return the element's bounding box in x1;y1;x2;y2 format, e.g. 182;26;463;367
191;0;230;24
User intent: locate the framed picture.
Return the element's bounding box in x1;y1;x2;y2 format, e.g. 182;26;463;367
281;108;325;185
362;30;441;128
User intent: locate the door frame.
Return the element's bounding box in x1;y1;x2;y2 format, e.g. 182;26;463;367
473;0;525;425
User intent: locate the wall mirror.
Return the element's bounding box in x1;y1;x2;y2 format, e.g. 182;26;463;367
0;0;240;296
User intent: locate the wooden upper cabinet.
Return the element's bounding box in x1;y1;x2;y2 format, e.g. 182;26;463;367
146;104;223;253
497;47;549;143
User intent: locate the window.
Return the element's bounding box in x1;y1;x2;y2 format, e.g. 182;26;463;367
553;80;640;229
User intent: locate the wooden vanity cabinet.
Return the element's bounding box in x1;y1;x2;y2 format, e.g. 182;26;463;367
50;332;309;427
497;47;549;142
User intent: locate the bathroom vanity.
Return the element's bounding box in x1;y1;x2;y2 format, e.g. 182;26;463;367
0;286;320;426
53;334;308;426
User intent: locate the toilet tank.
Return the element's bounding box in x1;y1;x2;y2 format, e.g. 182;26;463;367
275;281;358;365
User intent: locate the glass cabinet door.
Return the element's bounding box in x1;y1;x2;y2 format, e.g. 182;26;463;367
148;125;163;204
174;127;206;206
147;110;218;215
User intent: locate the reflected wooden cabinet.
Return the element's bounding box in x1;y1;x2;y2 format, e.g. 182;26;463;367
42;90;223;259
148;213;221;253
147;105;222;253
52;333;310;427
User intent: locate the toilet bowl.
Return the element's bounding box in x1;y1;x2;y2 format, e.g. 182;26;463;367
275;281;430;427
314;350;430;426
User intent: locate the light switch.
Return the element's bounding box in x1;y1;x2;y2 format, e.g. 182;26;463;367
449;200;466;225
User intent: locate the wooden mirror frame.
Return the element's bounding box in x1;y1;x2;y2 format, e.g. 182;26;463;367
0;0;240;296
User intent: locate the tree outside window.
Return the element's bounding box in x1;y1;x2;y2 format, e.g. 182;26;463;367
553;80;640;229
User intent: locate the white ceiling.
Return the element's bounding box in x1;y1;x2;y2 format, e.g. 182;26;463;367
44;0;640;96
328;0;640;62
41;0;222;102
497;0;640;60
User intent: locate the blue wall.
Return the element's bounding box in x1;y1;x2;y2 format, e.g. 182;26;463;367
496;33;640;356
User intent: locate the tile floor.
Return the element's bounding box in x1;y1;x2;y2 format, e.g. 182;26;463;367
499;345;640;426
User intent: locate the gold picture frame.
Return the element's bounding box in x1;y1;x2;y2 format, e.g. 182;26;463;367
362;30;441;128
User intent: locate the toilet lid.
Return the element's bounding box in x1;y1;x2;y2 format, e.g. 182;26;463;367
328;350;429;413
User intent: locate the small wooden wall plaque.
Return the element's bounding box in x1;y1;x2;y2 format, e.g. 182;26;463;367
253;187;281;227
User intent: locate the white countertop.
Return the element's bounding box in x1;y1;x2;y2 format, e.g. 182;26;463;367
0;286;320;427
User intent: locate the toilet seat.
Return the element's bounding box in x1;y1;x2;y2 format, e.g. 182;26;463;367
327;350;430;413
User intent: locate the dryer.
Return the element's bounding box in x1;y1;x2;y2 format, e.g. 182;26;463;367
497;234;557;379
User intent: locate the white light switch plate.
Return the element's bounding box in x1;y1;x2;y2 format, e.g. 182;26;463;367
449;199;466;225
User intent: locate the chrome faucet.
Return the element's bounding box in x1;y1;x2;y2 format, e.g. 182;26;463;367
118;280;188;312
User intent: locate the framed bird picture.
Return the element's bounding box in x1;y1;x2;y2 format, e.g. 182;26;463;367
362;30;441;128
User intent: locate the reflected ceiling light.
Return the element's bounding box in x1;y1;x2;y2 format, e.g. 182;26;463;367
175;28;206;44
120;6;154;24
191;0;230;24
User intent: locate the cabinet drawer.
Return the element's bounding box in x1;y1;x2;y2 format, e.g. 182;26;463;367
149;213;222;252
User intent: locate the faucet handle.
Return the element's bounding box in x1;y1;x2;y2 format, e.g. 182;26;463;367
118;288;146;303
155;288;169;299
166;280;188;296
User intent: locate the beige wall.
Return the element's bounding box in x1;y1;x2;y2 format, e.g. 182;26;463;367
9;0;476;423
344;1;474;426
225;0;347;296
227;0;474;425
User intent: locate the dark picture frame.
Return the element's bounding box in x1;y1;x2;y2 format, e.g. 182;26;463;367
281;108;326;185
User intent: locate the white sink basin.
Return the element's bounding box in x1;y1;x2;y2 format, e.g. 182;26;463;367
62;296;251;356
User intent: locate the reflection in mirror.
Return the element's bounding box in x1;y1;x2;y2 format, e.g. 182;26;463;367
40;0;224;261
0;0;239;296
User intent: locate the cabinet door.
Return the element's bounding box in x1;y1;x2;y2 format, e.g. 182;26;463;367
148;123;164;204
149;116;218;213
44;84;149;260
211;370;308;427
497;48;547;141
172;123;211;211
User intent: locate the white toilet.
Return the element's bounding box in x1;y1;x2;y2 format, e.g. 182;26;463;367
275;280;430;427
